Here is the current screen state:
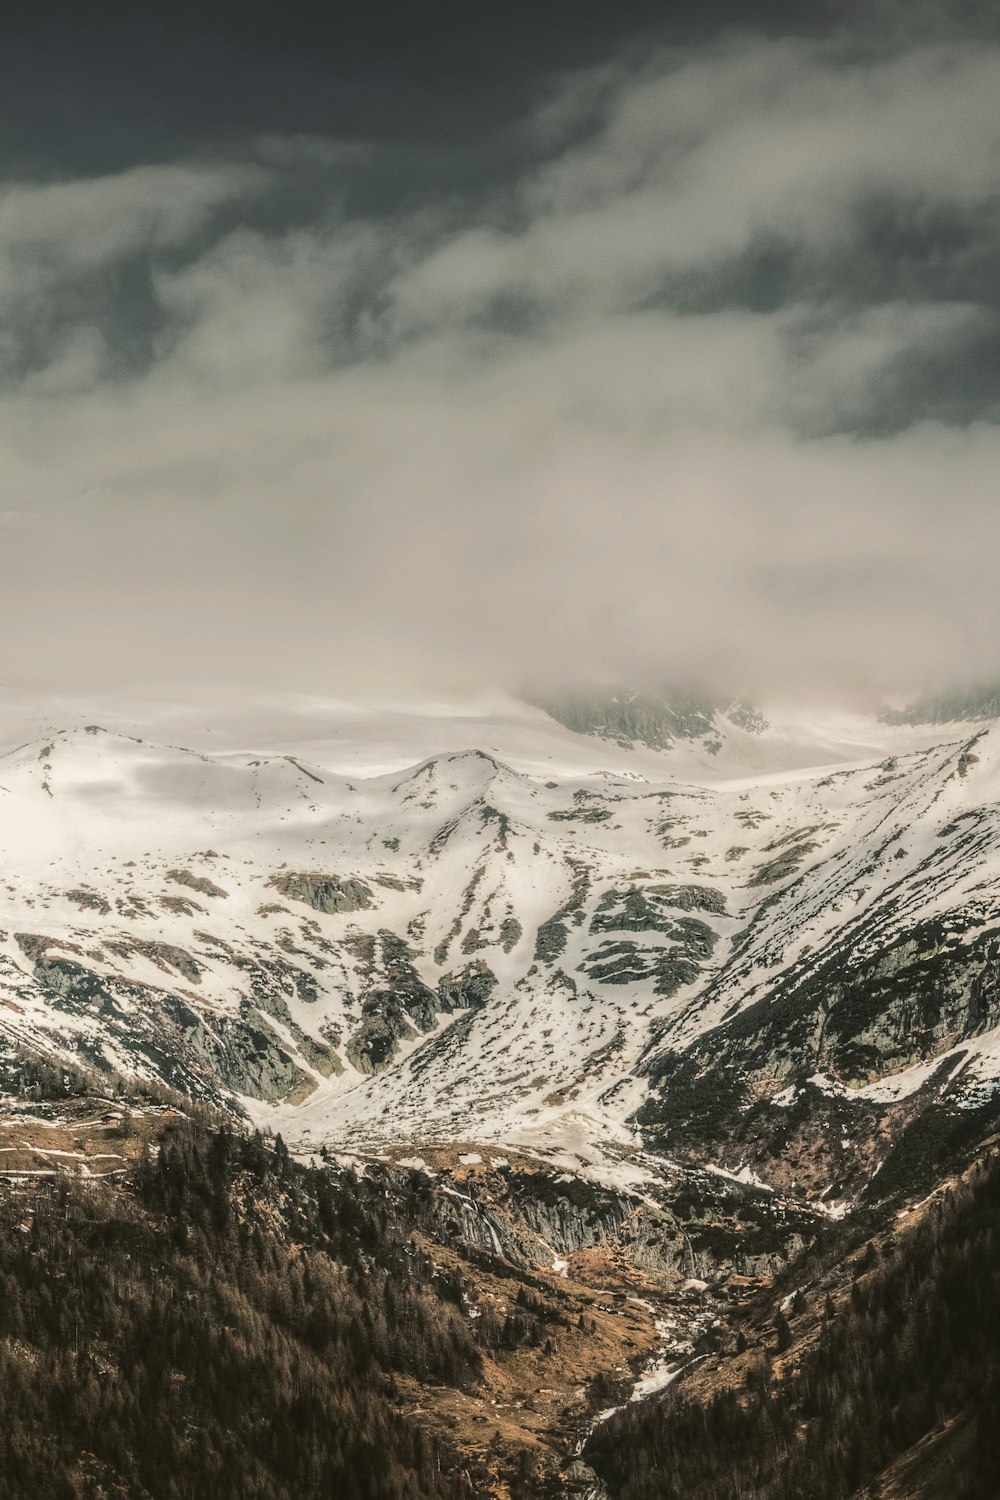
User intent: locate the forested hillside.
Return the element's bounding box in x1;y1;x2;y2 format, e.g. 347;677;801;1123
3;1049;1000;1500
0;1052;678;1500
0;1107;484;1500
586;1150;1000;1500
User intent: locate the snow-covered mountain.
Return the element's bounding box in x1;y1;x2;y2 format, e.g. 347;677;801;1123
524;685;769;757
0;691;997;1206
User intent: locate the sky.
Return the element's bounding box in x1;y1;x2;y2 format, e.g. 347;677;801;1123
2;0;1000;705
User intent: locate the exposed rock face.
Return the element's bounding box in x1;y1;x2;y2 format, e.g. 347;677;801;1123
810;923;1000;1080
534;916;571;963
376;932;440;1029
247;974;343;1077
11;933;318;1107
549;804;612;824
591;884;724;930
119;940;204;984
183;1007;316;1104
438;960;497;1011
167;868;229;899
581;891;721;999
15;934;81;964
637;917;1000;1197
581;940;705;998
31;954;107;1009
534;864;592;963
747;827;830;887
657;916;1000;1094
408;1162;814;1284
499;916;523;952
346;1015;411;1076
64;888;111;915
345;931;443;1074
267;871;373;914
529;687;767;751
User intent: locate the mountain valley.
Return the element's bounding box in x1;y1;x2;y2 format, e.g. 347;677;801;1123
0;692;997;1496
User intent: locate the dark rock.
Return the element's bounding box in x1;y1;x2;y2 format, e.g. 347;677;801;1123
267;871;372;914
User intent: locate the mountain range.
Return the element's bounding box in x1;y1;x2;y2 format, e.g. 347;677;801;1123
1;694;997;1173
1;689;998;1496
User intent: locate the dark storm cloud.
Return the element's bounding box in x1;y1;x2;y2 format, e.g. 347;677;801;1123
1;0;1000;701
0;2;831;176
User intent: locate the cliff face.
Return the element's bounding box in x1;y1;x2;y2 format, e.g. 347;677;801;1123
397;1152;814;1285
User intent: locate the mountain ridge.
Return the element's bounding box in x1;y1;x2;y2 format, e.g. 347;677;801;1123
1;695;999;1495
0;699;997;1221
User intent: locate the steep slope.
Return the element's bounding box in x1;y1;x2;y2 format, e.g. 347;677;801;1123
636;728;1000;1200
3;697;1000;1500
0;1051;820;1498
0;701;998;1222
584;1139;1000;1500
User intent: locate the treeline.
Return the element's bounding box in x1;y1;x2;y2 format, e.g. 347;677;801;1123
586;1150;1000;1500
0;1040;186;1110
0;1116;485;1500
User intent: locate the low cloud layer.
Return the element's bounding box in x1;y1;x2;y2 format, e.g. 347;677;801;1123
3;9;1000;704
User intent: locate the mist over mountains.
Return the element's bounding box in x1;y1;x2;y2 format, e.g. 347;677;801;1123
2;1;1000;1496
0;684;997;1494
2;0;1000;704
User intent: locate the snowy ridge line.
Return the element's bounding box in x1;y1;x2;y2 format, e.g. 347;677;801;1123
0;701;994;1180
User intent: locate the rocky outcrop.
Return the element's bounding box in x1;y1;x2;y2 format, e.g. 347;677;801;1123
246;977;343;1078
407;1162;813;1284
116;940;204;984
64;888;111;915
345;931;444;1075
346;1014;413;1076
638;917;1000;1197
595;885;724;934
30;954;108;1011
167;868;229;899
581;908;718;998
183;1007;316;1104
267;871;373;914
534;863;592;963
12;934;316;1106
500;916;523;952
694;916;1000;1088
438;960;497;1011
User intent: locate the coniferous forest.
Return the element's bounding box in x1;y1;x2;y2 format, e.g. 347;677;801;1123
586;1150;1000;1500
1;1054;999;1499
0;1112;482;1500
